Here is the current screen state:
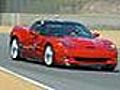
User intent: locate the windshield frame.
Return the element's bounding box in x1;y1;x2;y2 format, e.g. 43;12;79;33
32;21;93;38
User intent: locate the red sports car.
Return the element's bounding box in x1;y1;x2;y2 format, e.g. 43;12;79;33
9;20;118;71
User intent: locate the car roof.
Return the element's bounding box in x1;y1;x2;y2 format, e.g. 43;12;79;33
35;20;83;26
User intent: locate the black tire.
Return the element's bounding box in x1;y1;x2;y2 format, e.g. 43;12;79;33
10;38;21;60
44;45;54;66
102;65;115;71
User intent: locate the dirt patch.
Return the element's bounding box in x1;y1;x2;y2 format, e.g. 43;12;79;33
0;70;43;90
0;26;13;33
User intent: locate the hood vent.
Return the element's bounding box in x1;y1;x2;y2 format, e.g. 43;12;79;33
85;45;95;49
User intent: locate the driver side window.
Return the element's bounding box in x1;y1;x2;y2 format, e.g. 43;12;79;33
31;22;46;35
31;23;41;32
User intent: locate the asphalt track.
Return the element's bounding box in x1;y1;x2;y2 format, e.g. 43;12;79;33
0;33;120;90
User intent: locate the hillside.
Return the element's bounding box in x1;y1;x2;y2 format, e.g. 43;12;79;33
1;0;120;14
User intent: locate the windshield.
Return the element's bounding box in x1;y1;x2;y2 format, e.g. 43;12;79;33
39;21;93;38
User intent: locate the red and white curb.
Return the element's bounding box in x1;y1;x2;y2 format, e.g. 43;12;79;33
0;66;55;90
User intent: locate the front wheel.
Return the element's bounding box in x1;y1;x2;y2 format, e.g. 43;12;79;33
102;65;115;71
44;45;54;66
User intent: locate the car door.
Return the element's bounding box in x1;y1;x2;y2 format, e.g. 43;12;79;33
29;23;46;59
20;26;38;58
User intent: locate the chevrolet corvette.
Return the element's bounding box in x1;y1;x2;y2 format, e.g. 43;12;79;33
9;20;118;71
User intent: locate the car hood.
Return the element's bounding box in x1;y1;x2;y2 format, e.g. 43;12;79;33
59;37;115;49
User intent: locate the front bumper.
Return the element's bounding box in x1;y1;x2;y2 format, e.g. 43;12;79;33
54;44;118;70
58;49;118;68
63;57;117;66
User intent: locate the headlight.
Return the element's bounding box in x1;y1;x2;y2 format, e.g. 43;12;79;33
103;40;116;49
110;44;116;49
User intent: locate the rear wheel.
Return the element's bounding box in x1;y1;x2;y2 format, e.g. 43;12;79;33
10;38;21;60
44;45;54;66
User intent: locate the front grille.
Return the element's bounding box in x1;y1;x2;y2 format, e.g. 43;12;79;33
75;57;109;62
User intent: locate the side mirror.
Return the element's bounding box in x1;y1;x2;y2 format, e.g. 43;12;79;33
91;30;100;38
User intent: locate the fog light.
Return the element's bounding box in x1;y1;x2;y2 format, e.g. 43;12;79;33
65;59;71;66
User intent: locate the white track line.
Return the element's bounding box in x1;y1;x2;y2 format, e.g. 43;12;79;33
0;66;55;90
